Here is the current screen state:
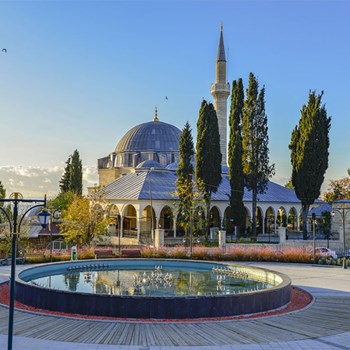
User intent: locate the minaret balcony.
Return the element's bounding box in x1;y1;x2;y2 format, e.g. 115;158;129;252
211;82;230;96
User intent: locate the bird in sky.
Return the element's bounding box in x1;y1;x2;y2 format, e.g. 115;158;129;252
2;48;7;53
165;96;168;100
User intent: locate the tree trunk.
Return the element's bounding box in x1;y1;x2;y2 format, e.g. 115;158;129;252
252;187;257;239
205;194;211;241
302;204;310;240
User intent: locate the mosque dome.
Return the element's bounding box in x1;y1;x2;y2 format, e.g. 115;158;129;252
136;160;165;169
115;120;181;153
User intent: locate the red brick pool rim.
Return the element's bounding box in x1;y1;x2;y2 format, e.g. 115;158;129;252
0;282;312;323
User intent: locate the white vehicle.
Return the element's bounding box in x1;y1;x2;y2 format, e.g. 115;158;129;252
315;247;337;259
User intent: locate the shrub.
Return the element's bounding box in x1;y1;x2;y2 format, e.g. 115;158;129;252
280;246;311;263
78;247;95;260
141;247;154;258
191;246;208;260
154;247;168;258
25;254;46;264
168;245;187;259
210;247;225;260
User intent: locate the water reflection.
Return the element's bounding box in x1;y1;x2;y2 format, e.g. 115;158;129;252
31;266;271;296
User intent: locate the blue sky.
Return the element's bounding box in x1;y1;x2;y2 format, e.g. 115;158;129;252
0;0;349;197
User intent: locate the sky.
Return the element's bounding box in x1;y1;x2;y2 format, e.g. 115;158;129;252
0;0;349;198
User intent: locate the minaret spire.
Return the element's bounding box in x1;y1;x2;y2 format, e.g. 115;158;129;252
211;24;230;166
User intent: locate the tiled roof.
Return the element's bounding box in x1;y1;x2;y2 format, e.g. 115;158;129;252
103;169;302;204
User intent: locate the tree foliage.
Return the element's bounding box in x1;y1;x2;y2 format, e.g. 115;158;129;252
323;170;350;203
228;79;245;234
59;150;83;195
48;191;75;212
284;178;294;189
59;157;71;193
69;150;83;195
196;100;222;238
0;181;5;207
176;122;195;234
59;195;107;245
289;91;331;239
242;73;275;237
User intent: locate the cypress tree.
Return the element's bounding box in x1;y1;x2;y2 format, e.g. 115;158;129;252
59;156;71;193
196;100;222;238
242;73;275;238
228;79;245;235
69;150;83;195
289;91;331;239
0;181;5;207
176;122;195;235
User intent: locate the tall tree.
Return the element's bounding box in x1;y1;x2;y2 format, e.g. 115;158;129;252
228;79;245;236
196;100;222;238
0;181;5;207
289;91;331;239
69;150;83;195
242;73;275;238
176;122;195;235
59;156;71;193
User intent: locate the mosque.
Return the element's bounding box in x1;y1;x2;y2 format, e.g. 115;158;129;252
94;27;303;244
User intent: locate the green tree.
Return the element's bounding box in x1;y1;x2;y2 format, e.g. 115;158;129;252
59;195;107;245
289;91;331;239
242;73;275;238
176;122;195;235
59;156;71;193
0;181;5;207
323;170;350;203
48;191;75;212
228;79;245;236
319;210;332;246
69;150;83;195
196;100;222;239
284;178;294;189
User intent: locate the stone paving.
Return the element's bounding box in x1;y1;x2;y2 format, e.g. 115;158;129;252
0;262;350;350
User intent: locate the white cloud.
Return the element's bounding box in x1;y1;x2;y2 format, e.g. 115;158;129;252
0;165;98;198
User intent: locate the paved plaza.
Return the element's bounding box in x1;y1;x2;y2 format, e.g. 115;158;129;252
1;262;350;350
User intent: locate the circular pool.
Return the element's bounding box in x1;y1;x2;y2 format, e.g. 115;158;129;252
15;259;291;319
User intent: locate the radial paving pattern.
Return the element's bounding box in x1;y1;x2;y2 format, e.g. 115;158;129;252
0;295;349;346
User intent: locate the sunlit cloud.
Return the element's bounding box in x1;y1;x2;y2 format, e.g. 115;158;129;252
0;165;98;198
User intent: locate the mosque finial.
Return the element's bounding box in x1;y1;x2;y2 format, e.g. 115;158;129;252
153;106;159;122
220;22;223;32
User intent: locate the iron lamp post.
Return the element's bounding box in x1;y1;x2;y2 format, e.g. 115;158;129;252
0;192;49;350
332;205;350;269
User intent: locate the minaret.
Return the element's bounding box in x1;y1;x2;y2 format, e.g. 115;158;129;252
211;24;230;166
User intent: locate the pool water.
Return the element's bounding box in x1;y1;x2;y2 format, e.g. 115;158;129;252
30;266;271;297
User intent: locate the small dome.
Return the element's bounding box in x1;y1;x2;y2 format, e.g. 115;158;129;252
165;162;179;171
136;160;165;169
116;120;181;153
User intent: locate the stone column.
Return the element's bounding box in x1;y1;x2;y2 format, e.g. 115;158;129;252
218;230;226;248
155;228;164;250
278;227;286;243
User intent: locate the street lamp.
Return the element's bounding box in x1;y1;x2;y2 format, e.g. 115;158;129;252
38;209;53;262
332;204;350;269
0;192;49;350
312;213;316;263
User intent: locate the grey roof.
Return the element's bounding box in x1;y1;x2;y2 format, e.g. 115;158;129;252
115;120;181;153
308;203;331;217
103;168;301;204
165;162;179;171
217;26;226;62
136;160;165;169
